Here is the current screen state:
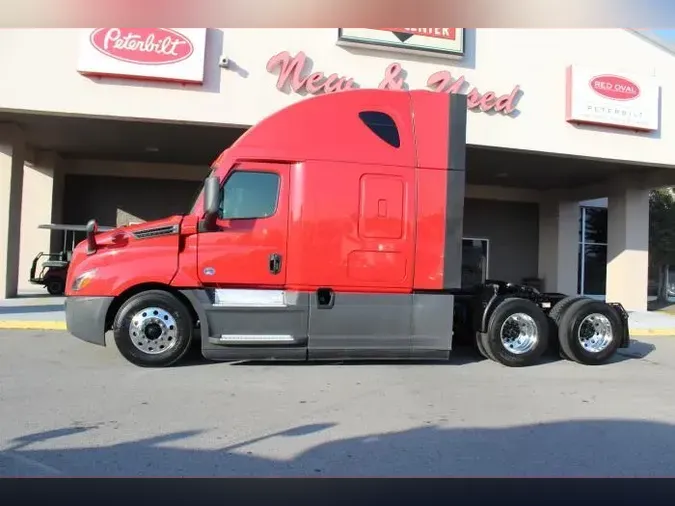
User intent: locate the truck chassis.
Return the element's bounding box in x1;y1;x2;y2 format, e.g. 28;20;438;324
451;280;629;367
66;279;630;369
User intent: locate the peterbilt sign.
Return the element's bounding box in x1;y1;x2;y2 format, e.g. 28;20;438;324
77;28;207;84
566;65;660;132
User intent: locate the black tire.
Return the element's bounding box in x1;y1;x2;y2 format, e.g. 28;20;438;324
112;290;193;368
548;296;587;358
478;331;498;362
478;299;504;362
475;332;490;359
483;297;549;367
46;277;65;296
557;298;622;365
549;296;587;323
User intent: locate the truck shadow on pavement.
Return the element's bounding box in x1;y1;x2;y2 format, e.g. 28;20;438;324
2;418;675;477
614;339;657;361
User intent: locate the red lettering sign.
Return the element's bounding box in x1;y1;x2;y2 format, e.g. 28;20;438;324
379;63;405;90
379;28;457;40
265;51;521;115
266;51;357;94
90;28;194;65
427;71;520;114
589;75;640;101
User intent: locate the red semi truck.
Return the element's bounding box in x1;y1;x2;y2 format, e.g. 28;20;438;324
64;89;630;368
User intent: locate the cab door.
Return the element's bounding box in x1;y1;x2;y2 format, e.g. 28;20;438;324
197;162;290;287
197;162;307;357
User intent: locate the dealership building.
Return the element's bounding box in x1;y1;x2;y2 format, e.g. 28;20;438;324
0;28;672;311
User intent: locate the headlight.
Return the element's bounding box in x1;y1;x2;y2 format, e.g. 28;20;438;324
71;269;97;292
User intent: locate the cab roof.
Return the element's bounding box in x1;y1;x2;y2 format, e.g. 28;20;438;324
217;88;465;172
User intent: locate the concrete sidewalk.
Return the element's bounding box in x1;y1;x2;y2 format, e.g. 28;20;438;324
0;294;66;330
1;294;675;336
628;311;675;336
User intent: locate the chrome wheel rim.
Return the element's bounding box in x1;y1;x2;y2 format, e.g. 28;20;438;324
129;307;178;355
500;313;538;355
578;313;613;353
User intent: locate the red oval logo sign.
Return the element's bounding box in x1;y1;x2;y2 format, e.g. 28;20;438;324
589;74;641;101
89;28;194;65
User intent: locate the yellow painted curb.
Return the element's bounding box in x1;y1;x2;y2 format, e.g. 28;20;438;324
0;321;67;331
630;329;675;337
0;321;673;336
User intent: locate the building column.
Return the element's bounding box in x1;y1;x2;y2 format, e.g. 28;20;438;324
538;199;579;294
18;151;65;293
50;157;65;252
606;187;649;311
0;128;26;299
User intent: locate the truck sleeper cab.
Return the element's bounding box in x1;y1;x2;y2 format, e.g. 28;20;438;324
64;89;630;369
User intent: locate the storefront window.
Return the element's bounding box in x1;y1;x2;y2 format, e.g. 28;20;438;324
461;238;489;289
583;207;608;244
581;244;608;295
578;206;608;297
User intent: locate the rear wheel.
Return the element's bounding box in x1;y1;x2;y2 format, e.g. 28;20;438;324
475;332;490;359
557;298;622;365
482;297;549;367
549;296;587;323
112;290;193;368
548;296;587;358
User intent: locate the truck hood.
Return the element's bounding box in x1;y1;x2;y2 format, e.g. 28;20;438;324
66;214;187;297
92;215;185;246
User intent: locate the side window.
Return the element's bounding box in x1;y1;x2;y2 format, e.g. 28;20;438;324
219;170;280;219
358;111;401;148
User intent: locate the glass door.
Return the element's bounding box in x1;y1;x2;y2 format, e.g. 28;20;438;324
578;206;608;301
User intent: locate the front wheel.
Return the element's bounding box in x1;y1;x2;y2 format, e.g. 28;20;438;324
481;297;549;367
46;277;65;296
112;290;193;368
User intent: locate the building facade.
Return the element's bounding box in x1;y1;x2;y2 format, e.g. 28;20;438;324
0;28;672;310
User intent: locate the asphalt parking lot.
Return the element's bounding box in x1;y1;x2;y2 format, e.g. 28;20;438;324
1;330;675;477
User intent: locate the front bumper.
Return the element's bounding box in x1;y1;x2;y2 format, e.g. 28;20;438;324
65;296;114;347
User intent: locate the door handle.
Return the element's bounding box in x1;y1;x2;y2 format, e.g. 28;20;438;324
269;253;282;275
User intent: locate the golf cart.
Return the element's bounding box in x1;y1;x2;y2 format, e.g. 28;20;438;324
29;223;113;296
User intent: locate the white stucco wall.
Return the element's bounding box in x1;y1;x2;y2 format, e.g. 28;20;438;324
0;28;672;168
